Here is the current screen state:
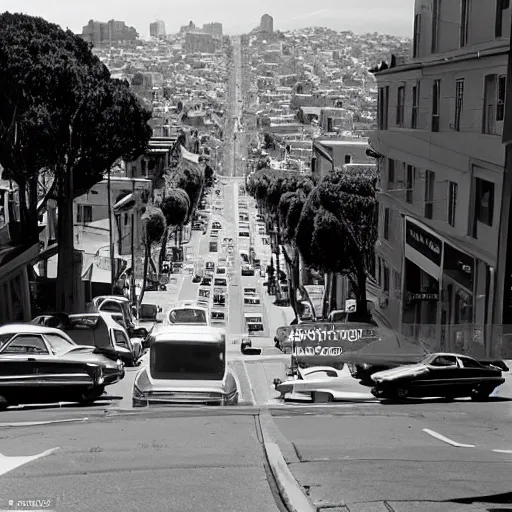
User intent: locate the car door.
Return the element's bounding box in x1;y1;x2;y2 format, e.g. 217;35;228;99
456;356;496;392
422;355;461;394
0;335;50;394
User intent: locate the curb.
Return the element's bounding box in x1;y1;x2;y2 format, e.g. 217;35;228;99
0;417;90;428
259;412;315;512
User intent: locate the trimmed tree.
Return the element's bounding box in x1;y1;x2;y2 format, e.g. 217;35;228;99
296;168;377;321
0;13;151;312
139;207;166;306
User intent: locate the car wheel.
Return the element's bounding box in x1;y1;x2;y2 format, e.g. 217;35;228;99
78;387;105;406
312;391;333;403
0;396;9;411
471;386;492;401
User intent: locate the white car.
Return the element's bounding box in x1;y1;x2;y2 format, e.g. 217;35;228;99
275;366;351;403
165;304;210;326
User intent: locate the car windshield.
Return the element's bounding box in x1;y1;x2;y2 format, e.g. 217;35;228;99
169;309;207;324
45;333;76;355
0;333;13;350
150;342;225;380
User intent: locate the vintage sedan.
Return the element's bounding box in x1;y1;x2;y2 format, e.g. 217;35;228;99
274;366;351;403
132;326;238;407
0;324;124;410
371;353;506;401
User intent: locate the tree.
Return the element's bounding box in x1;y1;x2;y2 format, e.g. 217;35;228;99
296;168;377;320
131;72;144;86
139;207;166;306
159;188;190;270
0;13;152;312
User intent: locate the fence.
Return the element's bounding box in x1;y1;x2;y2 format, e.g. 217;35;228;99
400;323;512;360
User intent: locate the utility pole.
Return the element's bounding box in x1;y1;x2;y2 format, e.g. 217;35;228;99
130;177;136;305
107;166;115;293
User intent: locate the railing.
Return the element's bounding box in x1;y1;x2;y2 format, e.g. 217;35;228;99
400;323;512;360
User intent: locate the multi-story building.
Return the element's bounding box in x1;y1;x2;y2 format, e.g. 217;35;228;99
260;14;274;34
203;22;223;36
184;31;216;54
81;19;138;46
150;20;166;38
370;0;512;358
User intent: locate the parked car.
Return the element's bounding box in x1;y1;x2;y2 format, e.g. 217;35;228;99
371;353;506;401
212;221;222;230
0;324;124;410
39;312;141;366
192;274;202;283
132;326;238;407
275;366;348;403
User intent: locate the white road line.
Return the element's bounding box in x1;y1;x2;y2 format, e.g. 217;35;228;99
241;360;257;405
492;449;512;454
0;447;60;476
0;418;88;428
423;428;475;448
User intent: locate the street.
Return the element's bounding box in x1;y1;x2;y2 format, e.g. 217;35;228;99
2;35;512;512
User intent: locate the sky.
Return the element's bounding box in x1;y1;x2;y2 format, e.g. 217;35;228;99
3;0;414;38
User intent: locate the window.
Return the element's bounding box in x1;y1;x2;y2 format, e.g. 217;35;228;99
431;355;458;367
114;330;129;347
3;335;49;354
460;0;470;47
406;165;415;203
396;85;405;126
496;0;510;38
383;207;390;240
432;80;441;132
344;154;352;164
474;178;495;227
327;117;333;132
432;0;440;53
393;270;401;296
497;75;506;121
483;74;506;133
413;14;421;58
383;264;390;292
454;79;464;131
411;82;420;128
459;357;483;368
448;181;458;227
387;159;395;189
44;333;74;356
77;205;93;224
378;86;389;130
425;170;435;219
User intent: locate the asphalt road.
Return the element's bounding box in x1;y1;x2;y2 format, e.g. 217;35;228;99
0;413;281;512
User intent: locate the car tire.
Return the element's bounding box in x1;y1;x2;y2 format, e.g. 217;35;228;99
470;386;492;401
78;386;105;406
312;391;333;403
0;396;9;411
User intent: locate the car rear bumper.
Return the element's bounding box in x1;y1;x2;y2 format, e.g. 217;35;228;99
133;392;238;407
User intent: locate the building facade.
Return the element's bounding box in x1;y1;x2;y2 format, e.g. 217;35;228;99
203;23;223;36
260;14;274;34
81;19;138;45
150;20;166;38
370;0;512;358
184;31;216;54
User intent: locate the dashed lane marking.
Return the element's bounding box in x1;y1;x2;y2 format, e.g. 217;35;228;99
0;447;59;476
241;360;257;405
423;428;476;448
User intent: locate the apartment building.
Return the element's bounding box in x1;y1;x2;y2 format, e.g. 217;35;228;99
370;0;511;358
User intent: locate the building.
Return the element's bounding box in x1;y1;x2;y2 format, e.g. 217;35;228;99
184;31;216;54
203;22;223;36
311;138;374;180
260;14;274;34
150;20;166;38
370;0;512;358
81;19;138;45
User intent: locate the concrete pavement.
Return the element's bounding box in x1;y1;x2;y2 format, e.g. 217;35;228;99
0;413;281;512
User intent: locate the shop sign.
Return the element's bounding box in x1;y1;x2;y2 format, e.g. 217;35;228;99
287;327;371;343
292;346;344;356
405;220;442;266
407;293;439;301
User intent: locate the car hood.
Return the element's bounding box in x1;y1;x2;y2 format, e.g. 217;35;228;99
134;367;229;393
372;363;429;382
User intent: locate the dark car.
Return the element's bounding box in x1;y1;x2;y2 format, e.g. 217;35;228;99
192;274;202;283
201;276;212;286
371;353;506;401
0;324;125;410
